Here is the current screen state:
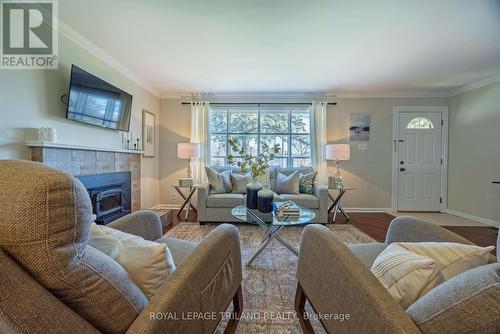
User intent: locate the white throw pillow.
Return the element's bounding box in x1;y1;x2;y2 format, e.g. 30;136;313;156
230;172;252;194
89;223;176;298
205;167;232;193
394;242;495;280
371;243;444;309
89;223;121;259
274;171;300;194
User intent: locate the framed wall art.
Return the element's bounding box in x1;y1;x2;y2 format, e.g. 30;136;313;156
142;110;155;157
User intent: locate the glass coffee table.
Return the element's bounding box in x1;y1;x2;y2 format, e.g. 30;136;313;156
231;205;316;266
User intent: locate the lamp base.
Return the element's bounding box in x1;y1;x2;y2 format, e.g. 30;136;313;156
334;175;343;189
186;157;192;179
334;159;344;189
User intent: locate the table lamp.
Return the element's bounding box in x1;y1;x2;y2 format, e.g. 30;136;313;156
326;144;350;188
177;143;200;179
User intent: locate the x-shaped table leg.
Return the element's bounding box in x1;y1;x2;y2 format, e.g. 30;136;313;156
328;189;350;223
175;186;197;220
245;209;299;266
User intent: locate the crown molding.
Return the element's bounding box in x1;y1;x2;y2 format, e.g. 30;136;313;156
328;91;450;98
160;82;500;100
159;92;186;99
57;20;161;98
447;73;500;97
169;92;331;103
159;90;456;100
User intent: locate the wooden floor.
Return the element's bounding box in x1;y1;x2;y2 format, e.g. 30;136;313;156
167;210;499;248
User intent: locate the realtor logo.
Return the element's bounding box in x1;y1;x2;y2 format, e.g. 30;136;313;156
1;0;58;69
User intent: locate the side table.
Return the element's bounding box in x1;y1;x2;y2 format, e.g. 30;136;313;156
172;185;198;221
328;187;354;223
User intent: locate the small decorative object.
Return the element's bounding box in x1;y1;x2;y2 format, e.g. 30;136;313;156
177;143;200;179
273;200;300;218
328;176;335;189
227;139;280;210
326;144;351;189
178;178;194;188
121;132;128;149
349;113;371;141
142;110;156;157
38;127;57;142
257;184;274;213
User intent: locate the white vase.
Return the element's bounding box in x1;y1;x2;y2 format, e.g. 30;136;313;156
257;184;274;213
38;127;57;142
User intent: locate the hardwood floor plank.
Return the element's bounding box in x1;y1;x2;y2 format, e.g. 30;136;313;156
164;210;499;248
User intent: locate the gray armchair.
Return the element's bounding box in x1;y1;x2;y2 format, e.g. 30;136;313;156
0;160;243;334
295;217;499;334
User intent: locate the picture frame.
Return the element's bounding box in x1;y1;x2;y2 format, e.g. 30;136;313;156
142;110;155;157
349;113;371;141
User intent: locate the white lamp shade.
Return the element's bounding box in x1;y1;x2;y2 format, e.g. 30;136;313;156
326;144;350;160
177;143;200;158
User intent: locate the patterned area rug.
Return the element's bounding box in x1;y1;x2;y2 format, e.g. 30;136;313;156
165;223;376;333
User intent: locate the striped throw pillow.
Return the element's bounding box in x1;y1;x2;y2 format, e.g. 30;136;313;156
395;242;494;280
371;243;444;309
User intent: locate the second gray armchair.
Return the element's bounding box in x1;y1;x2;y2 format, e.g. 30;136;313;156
295;217;500;334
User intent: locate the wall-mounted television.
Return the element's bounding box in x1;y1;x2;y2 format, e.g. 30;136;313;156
66;65;132;132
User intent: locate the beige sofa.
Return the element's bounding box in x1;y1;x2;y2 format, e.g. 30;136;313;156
295;217;500;334
0;160;243;334
198;166;328;224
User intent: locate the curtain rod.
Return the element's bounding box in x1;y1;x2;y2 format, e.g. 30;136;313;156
180;102;337;106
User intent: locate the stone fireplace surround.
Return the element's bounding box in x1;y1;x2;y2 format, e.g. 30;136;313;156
26;142;142;212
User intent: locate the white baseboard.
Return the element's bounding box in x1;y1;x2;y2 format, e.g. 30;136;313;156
345;207;392;213
151;204;181;210
445;209;500;228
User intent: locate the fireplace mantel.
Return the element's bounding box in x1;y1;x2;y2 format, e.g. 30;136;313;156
26;141;144;154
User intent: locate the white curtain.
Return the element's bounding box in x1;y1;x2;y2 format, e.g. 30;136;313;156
190;101;210;184
311;101;328;185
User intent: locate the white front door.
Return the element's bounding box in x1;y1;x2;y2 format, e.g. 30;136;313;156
397;112;442;211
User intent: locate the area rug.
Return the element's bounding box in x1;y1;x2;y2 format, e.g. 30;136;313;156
165;223;376;333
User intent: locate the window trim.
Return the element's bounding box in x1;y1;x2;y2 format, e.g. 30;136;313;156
406;117;435;129
208;106;312;168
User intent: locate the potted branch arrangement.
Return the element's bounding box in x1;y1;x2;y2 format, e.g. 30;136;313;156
227;139;280;212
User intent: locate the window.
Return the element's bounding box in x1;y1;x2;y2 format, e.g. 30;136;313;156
208;106;312;168
407;117;434;129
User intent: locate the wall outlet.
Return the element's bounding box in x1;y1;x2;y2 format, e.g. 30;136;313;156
358;143;368;151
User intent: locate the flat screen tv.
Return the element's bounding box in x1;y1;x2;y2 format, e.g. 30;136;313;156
66;65;132;132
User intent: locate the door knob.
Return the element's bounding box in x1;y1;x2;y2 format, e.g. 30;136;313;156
400;167;406;172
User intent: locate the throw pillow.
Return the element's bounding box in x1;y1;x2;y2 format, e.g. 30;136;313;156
89;223;121;258
89;223;176;299
395;242;495;280
299;172;317;194
371;243;444;309
274;171;300;194
231;172;252;194
205;167;232;193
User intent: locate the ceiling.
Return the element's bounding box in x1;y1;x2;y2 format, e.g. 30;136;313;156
59;0;500;97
